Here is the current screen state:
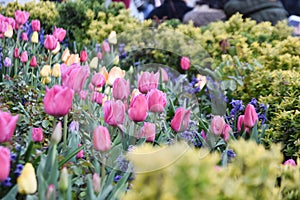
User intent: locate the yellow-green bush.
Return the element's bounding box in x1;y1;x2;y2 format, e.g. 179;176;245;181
124;140;299;200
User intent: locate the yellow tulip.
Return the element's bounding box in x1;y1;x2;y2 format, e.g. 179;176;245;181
89;57;98;69
41;76;51;84
99;67;109;82
113;55;119;65
31;31;39;43
17;163;37;194
4;25;13;38
62;48;70;62
107;66;125;86
52;42;61;55
40;65;52;77
108;31;117;44
52;63;61;77
66;54;79;66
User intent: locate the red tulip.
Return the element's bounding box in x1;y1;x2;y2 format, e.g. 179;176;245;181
44;85;74;117
30;56;37;67
244;104;258;128
44;35;58;50
76;144;84;159
170;107;190;132
31;19;40;32
128;94;148;122
103;100;125;126
80;50;88;62
32;127;43;142
139;122;156;142
61;64;90;93
138;71;159;94
0;110;19;142
112;78;130;100
91;73;106;88
14;10;30;25
146;89;167;113
210;116;225;135
14;47;19;58
53;27;66;42
180;56;190;70
0;146;10;181
93;126;111;152
20;51;28;63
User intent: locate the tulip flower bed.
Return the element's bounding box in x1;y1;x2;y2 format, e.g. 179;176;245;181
1;8;300;200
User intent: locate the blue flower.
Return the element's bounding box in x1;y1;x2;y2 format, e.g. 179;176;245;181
229;99;244;116
1;177;12;187
14;164;24;177
114;175;122;183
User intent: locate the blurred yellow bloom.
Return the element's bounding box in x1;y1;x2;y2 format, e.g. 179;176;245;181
17;163;37;194
195;74;207;90
31;31;39;43
107;66;125;85
62;48;70;62
108;31;117;44
4;25;13;38
99;67;108;82
89;57;98;69
52;63;61;77
52;42;61;55
40;65;51;77
41;76;51;84
113;55;119;65
66;54;79;66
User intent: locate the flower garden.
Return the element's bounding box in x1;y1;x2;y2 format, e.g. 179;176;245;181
0;1;300;199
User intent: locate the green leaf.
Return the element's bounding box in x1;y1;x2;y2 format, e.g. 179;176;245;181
1;185;18;200
59;144;85;168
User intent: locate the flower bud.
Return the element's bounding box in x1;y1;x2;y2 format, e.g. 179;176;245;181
51;122;62;144
58;167;68;192
92;173;101;193
46;184;56;200
31;31;39;43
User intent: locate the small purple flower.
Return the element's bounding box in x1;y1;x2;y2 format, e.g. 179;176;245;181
115;155;130;172
114;175;122;183
14;164;24;177
10;153;17;162
1;177;12;187
4;57;12;67
250;98;258;108
69;121;79;133
229;99;244;116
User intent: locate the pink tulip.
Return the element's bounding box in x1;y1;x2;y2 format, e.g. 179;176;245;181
180;56;190;70
61;64;90;93
30;56;37;67
128;94;148;122
103;100;125;126
91;73;106;88
80;50;88;62
79;90;88;100
76;144;84;159
14;47;19;58
92;173;101;193
201;130;206;140
0;110;19;142
53;27;66;42
14;10;30;25
46;184;56;200
102;41;110;52
222;124;231;142
21;32;28;41
283;159;296;167
92;92;105;105
93;126;111;152
31;19;40;32
97;52;102;60
32;127;43;142
112;78;130;100
20;51;28;63
44;85;74;117
5;17;15;29
0;20;8;34
44;35;58;50
139;122;156;142
244;104;258;128
146;89;167;113
0;146;10;182
138;71;159;94
237;115;248;132
160;68;168;82
210;116;225;135
170;107;190;132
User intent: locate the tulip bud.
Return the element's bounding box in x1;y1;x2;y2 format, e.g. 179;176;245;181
31;19;40;32
32;127;43;142
52;63;61;78
44;35;58;51
80;50;88;62
210;116;225;135
14;47;19;58
51;122;62;144
108;31;117;44
170;107;190;132
31;31;39;43
92;173;101;193
76;144;84;159
221;124;231;142
20;51;28;63
30;56;37;67
97;52;102;60
41;77;51;85
17;163;37;194
93;126;111;152
21;32;28;41
283;159;296;167
244;104;258;128
102;41;110;52
46;184;56;200
128;94;148;122
180;56;190;70
40;65;51;77
52;42;60;55
58;167;68;192
53;27;66;42
112;78;130;100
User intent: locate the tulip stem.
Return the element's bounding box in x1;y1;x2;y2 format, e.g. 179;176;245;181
101;155;106;181
63;114;68;149
130;122;137;146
